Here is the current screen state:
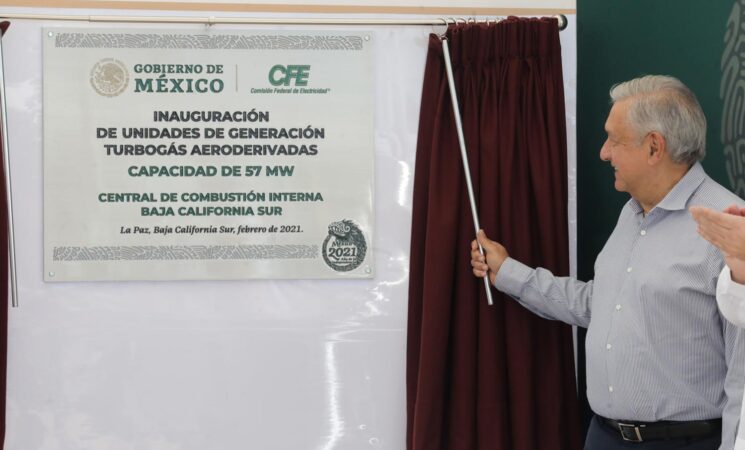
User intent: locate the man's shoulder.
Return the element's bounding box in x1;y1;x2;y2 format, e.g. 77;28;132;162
691;174;743;209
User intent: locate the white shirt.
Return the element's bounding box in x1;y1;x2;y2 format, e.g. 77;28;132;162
717;266;745;450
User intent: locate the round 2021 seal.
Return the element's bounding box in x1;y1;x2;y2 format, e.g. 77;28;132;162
322;220;367;272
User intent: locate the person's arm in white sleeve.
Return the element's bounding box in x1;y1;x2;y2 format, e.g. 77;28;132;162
718;266;745;328
719;306;745;450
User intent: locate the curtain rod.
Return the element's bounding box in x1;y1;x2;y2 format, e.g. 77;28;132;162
0;13;567;30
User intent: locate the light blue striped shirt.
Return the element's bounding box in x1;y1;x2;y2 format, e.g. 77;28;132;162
494;163;745;449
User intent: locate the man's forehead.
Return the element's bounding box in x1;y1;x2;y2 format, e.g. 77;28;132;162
610;98;631;114
607;100;631;126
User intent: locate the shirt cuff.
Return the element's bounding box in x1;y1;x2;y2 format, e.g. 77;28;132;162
493;257;534;297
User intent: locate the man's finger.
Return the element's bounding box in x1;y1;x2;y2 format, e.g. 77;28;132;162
691;206;720;225
693;207;737;232
723;204;745;217
470;253;487;268
690;205;708;217
697;225;728;251
476;229;497;252
472;263;487;272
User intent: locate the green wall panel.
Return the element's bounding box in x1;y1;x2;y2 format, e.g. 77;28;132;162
576;0;740;280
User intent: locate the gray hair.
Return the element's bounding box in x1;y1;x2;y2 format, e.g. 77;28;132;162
609;75;706;165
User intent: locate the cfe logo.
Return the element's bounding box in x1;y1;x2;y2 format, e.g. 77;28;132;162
268;65;310;86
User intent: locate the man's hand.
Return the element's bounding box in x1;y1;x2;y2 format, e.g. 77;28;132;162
470;229;509;285
691;205;745;284
724;205;745;217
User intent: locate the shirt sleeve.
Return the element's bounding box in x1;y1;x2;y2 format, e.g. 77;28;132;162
717;266;745;328
493;257;593;328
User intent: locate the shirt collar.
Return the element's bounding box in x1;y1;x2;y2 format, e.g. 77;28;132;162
627;162;706;214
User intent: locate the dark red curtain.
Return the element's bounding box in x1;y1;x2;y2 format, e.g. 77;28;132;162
407;18;581;450
0;20;10;450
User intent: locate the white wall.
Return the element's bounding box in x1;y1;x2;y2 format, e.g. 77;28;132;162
2;7;576;450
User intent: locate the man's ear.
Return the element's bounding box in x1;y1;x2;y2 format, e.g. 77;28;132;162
647;131;666;164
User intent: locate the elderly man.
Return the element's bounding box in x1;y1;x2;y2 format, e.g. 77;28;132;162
471;75;745;449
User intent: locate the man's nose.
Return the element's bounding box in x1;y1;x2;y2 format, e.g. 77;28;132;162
599;143;611;161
